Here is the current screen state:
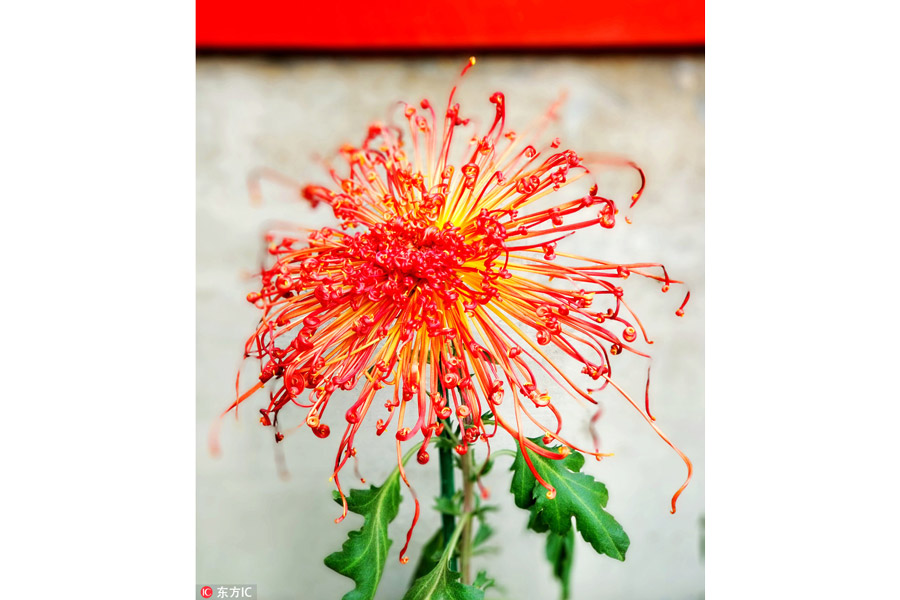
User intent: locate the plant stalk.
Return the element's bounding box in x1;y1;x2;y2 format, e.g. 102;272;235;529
438;420;458;573
460;449;474;585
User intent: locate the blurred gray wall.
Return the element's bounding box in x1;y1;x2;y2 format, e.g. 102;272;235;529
197;55;704;600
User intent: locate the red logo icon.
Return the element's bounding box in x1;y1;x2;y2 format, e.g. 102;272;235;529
201;586;213;598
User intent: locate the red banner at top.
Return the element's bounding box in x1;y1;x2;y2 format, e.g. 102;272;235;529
197;0;704;50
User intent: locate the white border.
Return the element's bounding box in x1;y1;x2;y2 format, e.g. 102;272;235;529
707;0;899;597
2;1;195;596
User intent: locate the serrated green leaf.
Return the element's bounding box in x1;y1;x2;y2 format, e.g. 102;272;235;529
324;472;401;600
403;516;484;600
510;438;629;561
545;529;575;600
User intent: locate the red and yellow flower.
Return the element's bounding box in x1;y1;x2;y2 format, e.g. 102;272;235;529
217;58;691;556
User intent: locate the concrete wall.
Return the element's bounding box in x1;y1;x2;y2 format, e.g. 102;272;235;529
197;54;704;600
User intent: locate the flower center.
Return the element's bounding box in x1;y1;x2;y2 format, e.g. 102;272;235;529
337;213;507;310
363;220;466;283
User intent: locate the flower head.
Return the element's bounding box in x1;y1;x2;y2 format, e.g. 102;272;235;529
216;58;691;559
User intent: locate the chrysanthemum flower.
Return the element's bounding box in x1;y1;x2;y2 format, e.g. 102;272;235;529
217;58;691;558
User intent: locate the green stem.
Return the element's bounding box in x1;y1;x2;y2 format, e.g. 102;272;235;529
438;419;458;573
460;450;474;585
441;511;473;563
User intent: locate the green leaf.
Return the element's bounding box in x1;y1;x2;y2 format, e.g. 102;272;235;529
472;570;495;592
403;517;484;600
410;528;445;585
545;529;575;600
435;494;463;516
472;522;493;548
510;437;629;561
527;509;550;534
433;435;456;450
510;447;536;509
402;569;483;600
324;472;402;600
476;457;494;478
